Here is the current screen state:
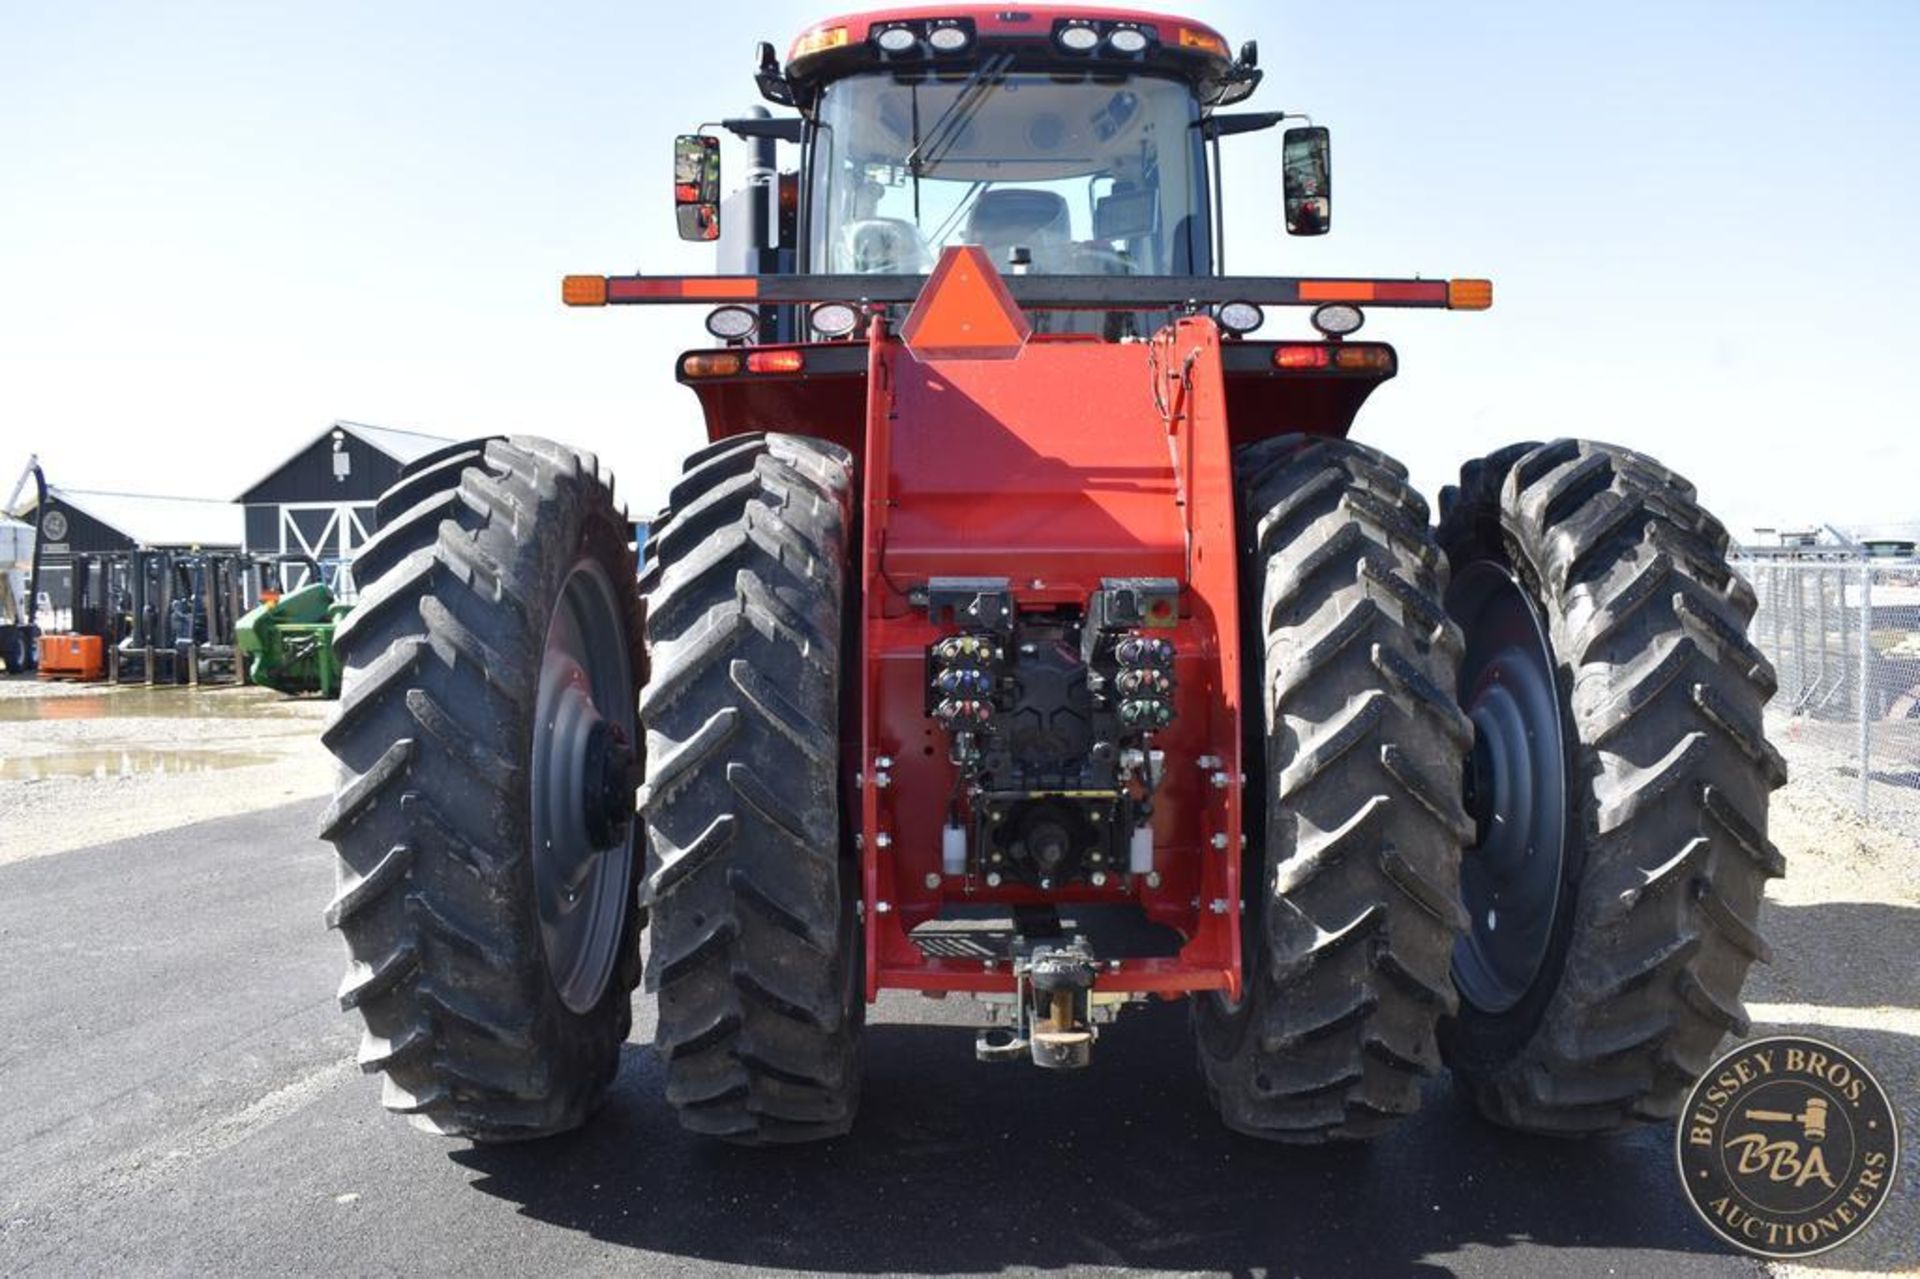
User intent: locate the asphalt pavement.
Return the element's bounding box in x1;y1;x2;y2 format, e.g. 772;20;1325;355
0;802;1775;1277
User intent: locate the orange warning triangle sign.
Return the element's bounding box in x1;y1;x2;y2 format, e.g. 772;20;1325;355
900;245;1032;362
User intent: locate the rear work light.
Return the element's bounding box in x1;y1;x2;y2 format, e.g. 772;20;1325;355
1310;303;1364;337
705;305;759;342
809;302;860;339
1215;301;1264;336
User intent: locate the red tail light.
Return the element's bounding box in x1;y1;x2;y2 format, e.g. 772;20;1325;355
746;350;805;374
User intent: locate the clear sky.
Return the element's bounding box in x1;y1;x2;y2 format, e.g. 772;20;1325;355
3;1;1915;540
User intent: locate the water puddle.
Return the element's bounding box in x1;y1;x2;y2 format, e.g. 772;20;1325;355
0;747;279;781
0;686;318;722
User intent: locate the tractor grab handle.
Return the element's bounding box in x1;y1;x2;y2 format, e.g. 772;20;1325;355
562;272;1493;311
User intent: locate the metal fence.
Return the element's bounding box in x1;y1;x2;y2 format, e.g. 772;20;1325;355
1737;552;1920;832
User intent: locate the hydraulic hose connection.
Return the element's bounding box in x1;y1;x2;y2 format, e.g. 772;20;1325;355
1113;634;1175;728
930;633;999;734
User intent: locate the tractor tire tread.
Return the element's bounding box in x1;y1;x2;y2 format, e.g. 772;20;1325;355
1197;433;1467;1143
641;432;863;1144
318;436;644;1141
1436;437;1783;1134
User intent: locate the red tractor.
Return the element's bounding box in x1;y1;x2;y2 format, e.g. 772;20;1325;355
320;6;1784;1145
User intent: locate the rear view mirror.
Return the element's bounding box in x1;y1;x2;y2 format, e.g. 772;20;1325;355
674;134;721;242
1282;126;1330;236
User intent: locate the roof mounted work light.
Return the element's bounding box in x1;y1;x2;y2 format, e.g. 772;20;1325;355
1056;21;1100;53
926;22;970;53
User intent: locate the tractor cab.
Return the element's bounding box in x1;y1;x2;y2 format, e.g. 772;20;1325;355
672;8;1327;317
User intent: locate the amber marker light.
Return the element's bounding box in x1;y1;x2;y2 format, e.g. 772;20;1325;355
790;25;848;59
1333;345;1394;371
1177;27;1230;57
682;352;743;377
1448;279;1494;310
562;275;608;306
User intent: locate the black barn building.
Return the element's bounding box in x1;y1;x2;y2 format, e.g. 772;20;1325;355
236;421;454;595
16;487;244;614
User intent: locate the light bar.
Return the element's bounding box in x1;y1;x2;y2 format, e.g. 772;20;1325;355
1299;280;1447;304
565;273;1493;311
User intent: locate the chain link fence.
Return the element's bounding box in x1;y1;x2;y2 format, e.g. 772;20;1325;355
1736;551;1920;835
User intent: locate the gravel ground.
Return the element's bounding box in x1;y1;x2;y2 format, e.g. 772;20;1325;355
1769;709;1920;846
0;674;1913;1273
0;677;333;864
1747;766;1919;1279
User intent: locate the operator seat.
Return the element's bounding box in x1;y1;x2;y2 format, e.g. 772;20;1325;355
840;217;934;274
965;189;1073;274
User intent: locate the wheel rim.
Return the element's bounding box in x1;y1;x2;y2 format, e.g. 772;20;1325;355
1449;561;1568;1014
531;558;637;1015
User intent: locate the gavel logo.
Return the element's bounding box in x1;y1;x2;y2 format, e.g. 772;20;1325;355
1744;1094;1829;1143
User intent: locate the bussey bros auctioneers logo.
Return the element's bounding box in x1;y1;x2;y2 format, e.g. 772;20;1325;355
1677;1034;1899;1258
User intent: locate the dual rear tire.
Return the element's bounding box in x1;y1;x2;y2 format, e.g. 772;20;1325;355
319;431;864;1145
1436;439;1784;1131
321;430;1779;1146
1199;434;1782;1141
318;437;644;1139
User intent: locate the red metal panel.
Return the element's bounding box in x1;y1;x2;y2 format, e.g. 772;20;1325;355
857;311;1244;1000
880;342;1189;593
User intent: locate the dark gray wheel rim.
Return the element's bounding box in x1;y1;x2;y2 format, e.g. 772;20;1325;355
1450;561;1568;1014
532;559;637;1014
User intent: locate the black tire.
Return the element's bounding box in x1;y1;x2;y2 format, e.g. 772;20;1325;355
1196;435;1471;1142
640;432;863;1144
1437;438;1785;1133
318;436;645;1140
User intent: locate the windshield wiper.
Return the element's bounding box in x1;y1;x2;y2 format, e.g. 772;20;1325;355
905;53;1014;220
929;179;991;246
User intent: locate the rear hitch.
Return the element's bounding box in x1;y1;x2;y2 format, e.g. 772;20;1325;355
972;936;1099;1070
